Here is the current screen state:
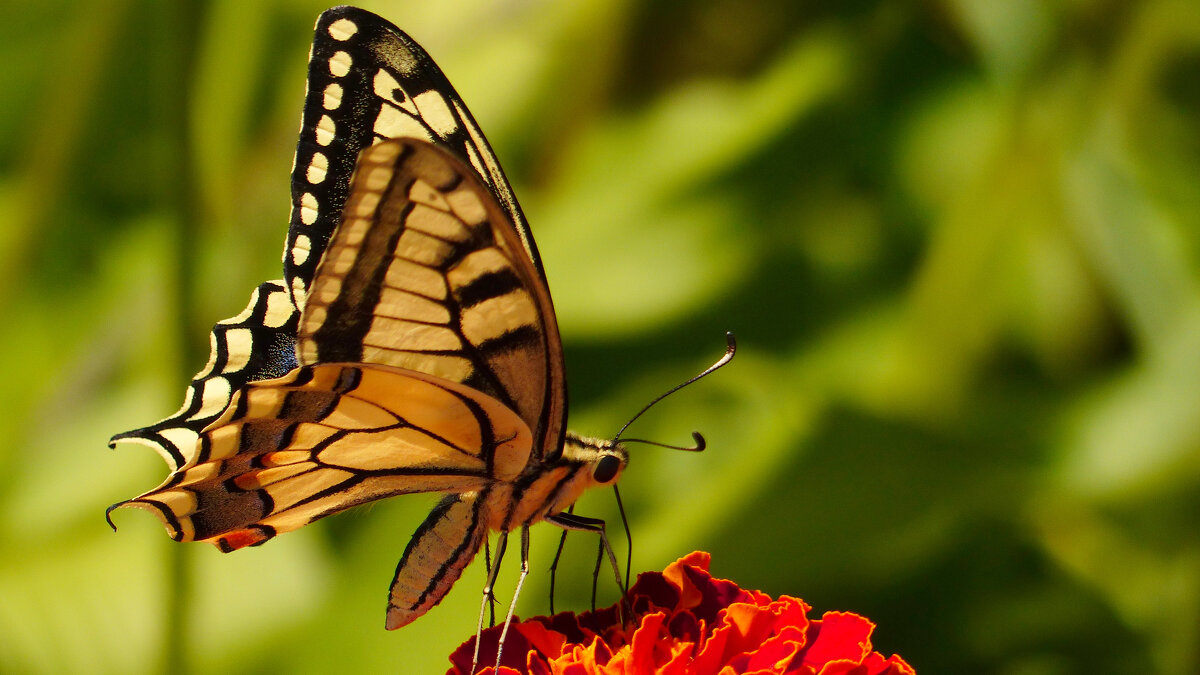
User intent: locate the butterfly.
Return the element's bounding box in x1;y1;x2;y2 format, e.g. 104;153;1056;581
107;5;733;657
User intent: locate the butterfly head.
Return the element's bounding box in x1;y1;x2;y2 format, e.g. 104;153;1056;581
562;433;629;487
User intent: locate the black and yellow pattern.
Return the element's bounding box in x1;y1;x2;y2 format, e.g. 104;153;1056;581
298;140;565;460
117;362;533;553
109;280;299;471
286;6;541;313
109;7;629;635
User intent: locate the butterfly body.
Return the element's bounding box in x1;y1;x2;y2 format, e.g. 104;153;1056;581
109;6;670;641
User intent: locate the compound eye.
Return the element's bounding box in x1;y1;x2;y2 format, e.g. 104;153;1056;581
592;455;621;484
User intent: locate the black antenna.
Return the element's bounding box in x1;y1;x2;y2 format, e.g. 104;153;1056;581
610;332;737;601
612;332;737;443
619;431;706;452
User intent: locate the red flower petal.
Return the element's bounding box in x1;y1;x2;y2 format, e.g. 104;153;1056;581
798;612;874;668
514;620;566;661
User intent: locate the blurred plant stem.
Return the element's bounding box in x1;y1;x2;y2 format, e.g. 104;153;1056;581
152;1;209;673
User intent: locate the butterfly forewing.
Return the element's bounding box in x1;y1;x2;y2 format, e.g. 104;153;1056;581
298;139;565;461
288;6;543;314
118;363;533;552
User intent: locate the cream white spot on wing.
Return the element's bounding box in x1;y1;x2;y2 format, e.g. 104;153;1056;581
300;192;319;225
328;18;357;41
160;428;200;462
199;375;233;413
384;258;448;300
291;234;311;266
338;218;368;246
316;115;336;146
374;287;452;324
303;307;326;335
363;350;474;382
329;51;352;77
457;101;496;177
323;83;343;110
264;288;295;328
413;90;459;136
309;276;343;306
365;142;401;163
307;152;328;184
365;318;462;351
444;187;488;226
292;277;308;312
363;165;393;192
448;249;510;286
353;193;381;217
223;329;254;371
408;179;451;212
374;105;433;142
395;229;454;266
407;203;471;242
326;244;361;274
460;290;538;345
373;69;405;106
374;69;419;115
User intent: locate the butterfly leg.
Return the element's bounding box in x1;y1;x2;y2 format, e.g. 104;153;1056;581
483;537;496;626
545;512;629;624
547;505;575;614
473;531;508;673
494;525;531;671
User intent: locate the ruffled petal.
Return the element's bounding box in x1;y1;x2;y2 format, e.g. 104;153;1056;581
448;553;914;675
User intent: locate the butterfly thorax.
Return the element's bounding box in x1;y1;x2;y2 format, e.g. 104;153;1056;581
494;432;627;530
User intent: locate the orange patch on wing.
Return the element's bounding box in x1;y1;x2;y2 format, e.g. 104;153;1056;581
216;528;271;551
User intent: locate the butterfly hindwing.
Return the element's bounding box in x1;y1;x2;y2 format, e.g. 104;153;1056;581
298;139;566;462
114;362;533;552
108;281;299;471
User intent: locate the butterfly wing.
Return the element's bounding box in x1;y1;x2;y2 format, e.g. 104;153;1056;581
110;6;553;469
108;281;299;470
287;6;545;313
111;362;532;552
299;138;566;463
114;137;563;548
109;8;588;632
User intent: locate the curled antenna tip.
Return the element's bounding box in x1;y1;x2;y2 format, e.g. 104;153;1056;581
105;502;123;532
720;332;736;364
620;431;705;452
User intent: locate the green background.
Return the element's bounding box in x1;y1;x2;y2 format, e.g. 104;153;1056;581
3;0;1199;672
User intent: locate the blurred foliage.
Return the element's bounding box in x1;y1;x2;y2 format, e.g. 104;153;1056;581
2;0;1199;672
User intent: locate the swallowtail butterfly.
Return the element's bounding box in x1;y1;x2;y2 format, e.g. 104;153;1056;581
107;5;732;656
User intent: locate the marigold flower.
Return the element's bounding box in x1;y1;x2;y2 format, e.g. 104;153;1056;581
448;550;915;675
